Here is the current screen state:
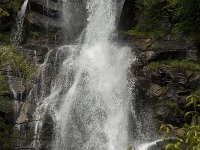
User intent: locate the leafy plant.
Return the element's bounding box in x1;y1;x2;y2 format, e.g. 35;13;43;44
127;145;137;150
132;0;200;41
160;124;174;141
0;45;36;79
161;94;200;150
0;45;36;148
0;0;22;17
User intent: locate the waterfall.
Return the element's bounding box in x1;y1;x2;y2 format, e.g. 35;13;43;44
13;0;29;44
31;0;134;150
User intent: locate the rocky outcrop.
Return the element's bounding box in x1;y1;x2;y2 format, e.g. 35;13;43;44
128;36;198;61
26;0;87;42
16;102;31;124
29;1;60;19
119;0;137;30
134;53;200;124
26;12;61;31
22;45;49;64
30;0;61;12
131;34;200;148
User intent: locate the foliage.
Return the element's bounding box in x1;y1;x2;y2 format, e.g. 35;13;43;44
128;145;132;150
161;94;200;150
148;60;200;72
0;32;11;44
0;7;9;17
0;45;36;149
0;45;36;79
160;124;174;141
133;0;200;41
126;29;148;38
0;118;13;149
127;145;137;150
0;118;35;149
0;0;22;17
30;31;43;40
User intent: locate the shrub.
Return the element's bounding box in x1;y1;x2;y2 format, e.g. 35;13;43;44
148;60;200;72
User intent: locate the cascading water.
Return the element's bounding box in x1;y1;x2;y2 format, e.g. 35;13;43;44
13;0;29;44
31;0;135;150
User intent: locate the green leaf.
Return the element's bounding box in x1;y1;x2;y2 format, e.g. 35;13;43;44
185;111;195;118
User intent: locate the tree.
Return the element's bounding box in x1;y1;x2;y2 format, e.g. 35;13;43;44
132;0;200;41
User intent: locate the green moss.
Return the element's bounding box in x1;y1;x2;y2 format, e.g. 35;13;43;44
148;60;200;72
194;90;200;96
0;45;36;79
30;31;43;40
165;99;179;108
0;32;11;44
0;118;13;149
126;29;148;38
132;0;200;42
0;98;13;112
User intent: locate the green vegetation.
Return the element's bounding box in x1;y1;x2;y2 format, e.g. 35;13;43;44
0;32;11;44
148;60;200;72
126;30;148;38
0;45;36;79
161;94;200;150
127;145;137;150
30;31;44;40
0;45;36;149
129;0;200;42
0;117;34;149
0;0;22;17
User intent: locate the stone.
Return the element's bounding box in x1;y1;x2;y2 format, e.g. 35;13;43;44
119;0;136;30
156;139;176;149
147;145;162;150
189;75;200;90
9;79;25;94
156;106;170;116
146;84;162;98
145;51;156;62
16;102;31;124
22;45;49;64
30;0;61;11
26;12;61;31
176;128;186;138
29;0;60;19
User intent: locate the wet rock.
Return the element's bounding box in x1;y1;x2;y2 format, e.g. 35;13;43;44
176;128;186;138
155;105;170;117
155;139;176;150
148;145;162;150
145;51;156;62
10;80;26;94
188;75;200;90
30;0;61;11
22;45;49;64
119;0;137;30
146;84;162;98
26;12;61;31
16;102;31;124
149;69;173;86
29;0;60;19
40;114;54;149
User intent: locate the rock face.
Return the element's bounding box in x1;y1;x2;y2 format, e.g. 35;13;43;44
131;34;200;149
30;0;61;12
22;45;49;64
119;0;137;30
26;12;61;31
16;102;31;124
23;0;88;44
128;37;198;61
